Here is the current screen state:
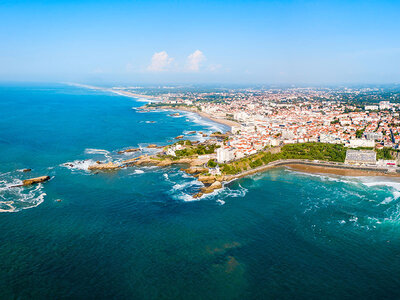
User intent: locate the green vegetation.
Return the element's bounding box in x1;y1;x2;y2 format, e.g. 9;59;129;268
174;144;220;158
176;140;192;146
376;147;393;160
355;128;365;138
207;160;218;168
219;143;347;175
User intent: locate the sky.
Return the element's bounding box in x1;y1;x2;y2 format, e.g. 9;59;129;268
1;0;400;85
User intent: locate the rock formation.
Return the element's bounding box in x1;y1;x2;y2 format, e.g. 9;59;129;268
88;161;121;171
22;176;50;186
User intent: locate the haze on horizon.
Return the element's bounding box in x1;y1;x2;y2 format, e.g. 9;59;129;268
1;0;400;85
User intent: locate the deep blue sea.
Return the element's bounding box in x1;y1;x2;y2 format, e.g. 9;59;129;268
1;84;400;299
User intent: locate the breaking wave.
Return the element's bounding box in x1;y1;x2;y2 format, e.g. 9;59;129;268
0;178;46;213
129;169;145;175
61;159;97;172
84;148;112;159
183;111;228;134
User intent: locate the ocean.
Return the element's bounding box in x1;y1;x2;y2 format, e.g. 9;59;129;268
1;84;400;299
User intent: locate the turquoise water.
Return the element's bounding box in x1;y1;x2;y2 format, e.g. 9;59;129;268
1;85;400;299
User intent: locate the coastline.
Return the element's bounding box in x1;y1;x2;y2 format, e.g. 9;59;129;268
224;159;400;183
285;163;400;178
72;83;238;130
145;105;240;131
68;83;400;190
67;83;161;101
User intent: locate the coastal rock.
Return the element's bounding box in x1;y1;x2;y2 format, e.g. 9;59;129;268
175;135;184;139
123;155;156;166
156;159;174;167
193;192;203;198
210;180;222;189
22;176;50;186
118;148;140;154
147;144;161;149
182;167;208;174
210;132;229;138
22;168;31;172
88;161;121;171
200;181;222;194
197;175;216;184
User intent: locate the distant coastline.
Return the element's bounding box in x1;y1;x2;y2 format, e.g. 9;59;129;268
71;83;236;130
67;83;160;101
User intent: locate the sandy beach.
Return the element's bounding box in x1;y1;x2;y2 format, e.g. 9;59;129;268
286;163;400;178
146;105;240;130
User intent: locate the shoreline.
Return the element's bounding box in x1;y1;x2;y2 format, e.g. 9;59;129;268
224;159;400;183
145;105;240;131
69;83;400;192
71;83;238;130
285;164;400;178
67;83;161;101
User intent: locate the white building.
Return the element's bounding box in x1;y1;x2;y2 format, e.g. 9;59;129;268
379;101;391;110
364;132;383;141
231;125;241;135
319;134;343;144
217;147;234;163
365;105;379;111
348;139;375;148
345;150;377;165
166;148;176;156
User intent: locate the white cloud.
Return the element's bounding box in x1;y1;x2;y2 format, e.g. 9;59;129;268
147;51;173;72
187;50;205;72
208;64;222;72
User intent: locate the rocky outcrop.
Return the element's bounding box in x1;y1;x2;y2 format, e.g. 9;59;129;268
118;148;140;154
182;167;208;174
22;176;50;186
200;181;222;194
22;168;31;172
210;132;229;138
193;192;203;198
88;161;121;171
147;144;162;149
175;135;184;139
197;175;217;184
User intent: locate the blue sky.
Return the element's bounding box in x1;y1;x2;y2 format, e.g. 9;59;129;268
1;0;400;84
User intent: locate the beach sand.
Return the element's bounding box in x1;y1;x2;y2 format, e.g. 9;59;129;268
155;106;240;130
286;164;400;178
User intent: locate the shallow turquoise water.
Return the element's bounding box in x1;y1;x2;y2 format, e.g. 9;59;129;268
1;85;400;299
